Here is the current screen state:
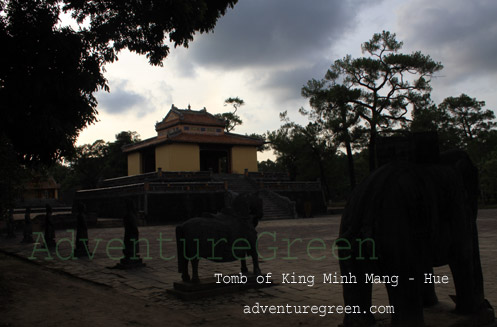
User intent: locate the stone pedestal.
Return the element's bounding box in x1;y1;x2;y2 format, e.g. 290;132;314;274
167;274;276;300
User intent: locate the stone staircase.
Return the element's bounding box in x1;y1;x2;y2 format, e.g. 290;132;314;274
212;174;296;220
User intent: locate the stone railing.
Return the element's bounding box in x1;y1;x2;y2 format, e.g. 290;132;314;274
76;183;146;198
76;181;225;199
247;171;290;181
255;181;321;192
146;182;225;193
98;170;212;188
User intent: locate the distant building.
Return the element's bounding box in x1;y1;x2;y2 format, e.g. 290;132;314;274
122;105;264;175
22;175;60;202
76;105;325;221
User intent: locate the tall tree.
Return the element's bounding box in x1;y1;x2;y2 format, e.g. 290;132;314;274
64;0;238;66
69;140;109;189
411;94;496;151
1;1;106;164
301;81;362;188
0;0;237;165
326;31;443;172
66;131;140;189
102;131;141;178
438;94;496;148
267;113;334;199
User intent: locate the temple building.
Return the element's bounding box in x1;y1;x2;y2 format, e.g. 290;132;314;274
122;105;264;175
75;105;325;222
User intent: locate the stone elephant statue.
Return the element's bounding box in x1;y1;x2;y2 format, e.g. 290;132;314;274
176;191;263;282
339;150;494;326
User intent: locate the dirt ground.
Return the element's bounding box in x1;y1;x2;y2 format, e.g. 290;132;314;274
2;210;497;327
0;252;191;327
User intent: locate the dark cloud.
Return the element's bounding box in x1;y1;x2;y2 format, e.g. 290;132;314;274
96;80;151;116
176;0;373;103
259;60;332;99
398;0;497;82
187;0;368;69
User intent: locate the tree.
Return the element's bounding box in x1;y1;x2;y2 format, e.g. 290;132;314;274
480;150;497;204
1;1;106;164
267;113;334;199
69;139;109;189
216;97;244;132
301;81;362;188
0;0;237;165
65;131;140;189
258;159;283;173
326;31;443;172
247;133;269;152
411;94;496;152
64;0;238;66
439;94;496;148
101;131;141;178
0;135;26;218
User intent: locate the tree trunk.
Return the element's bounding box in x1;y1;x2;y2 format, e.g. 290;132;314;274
317;158;330;201
344;137;356;189
369;128;377;173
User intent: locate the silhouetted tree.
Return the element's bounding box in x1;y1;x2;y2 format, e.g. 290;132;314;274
301;81;362;189
0;0;237;165
267;113;335;199
411;94;496;152
1;1;106;164
439;94;496;148
67;131;140;189
216;97;244;132
326;31;443;172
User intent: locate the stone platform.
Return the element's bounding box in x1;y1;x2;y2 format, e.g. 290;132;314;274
2;210;497;326
167;275;277;300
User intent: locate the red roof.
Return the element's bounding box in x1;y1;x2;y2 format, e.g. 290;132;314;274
155;107;225;131
123;132;264;153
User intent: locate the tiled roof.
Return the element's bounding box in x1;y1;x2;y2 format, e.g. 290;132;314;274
155;107;225;131
122;132;264;153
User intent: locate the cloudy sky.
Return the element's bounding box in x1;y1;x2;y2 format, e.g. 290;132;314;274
77;0;497;161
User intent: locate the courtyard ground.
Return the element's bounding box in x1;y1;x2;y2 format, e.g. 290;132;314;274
1;210;497;326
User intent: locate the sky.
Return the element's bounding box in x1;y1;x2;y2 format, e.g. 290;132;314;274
76;0;497;161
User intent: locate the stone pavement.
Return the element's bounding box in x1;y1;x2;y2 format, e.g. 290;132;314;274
2;210;497;326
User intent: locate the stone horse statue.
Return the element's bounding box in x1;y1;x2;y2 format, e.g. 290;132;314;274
339;150;495;326
176;191;263;282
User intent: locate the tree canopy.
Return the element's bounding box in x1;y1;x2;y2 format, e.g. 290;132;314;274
411;94;496;151
267;112;334;198
324;31;443;171
1;1;106;164
62;131;140;190
0;0;237;165
301;81;362;188
215;97;244;132
63;0;238;66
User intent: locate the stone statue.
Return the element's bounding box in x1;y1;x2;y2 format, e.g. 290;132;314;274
119;199;144;267
6;207;16;238
339;150;495;326
44;204;56;248
21;207;34;243
73;203;90;258
176;191;263;282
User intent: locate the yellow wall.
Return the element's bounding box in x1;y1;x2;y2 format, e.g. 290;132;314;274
156;143;200;171
127;152;142;176
231;146;258;174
